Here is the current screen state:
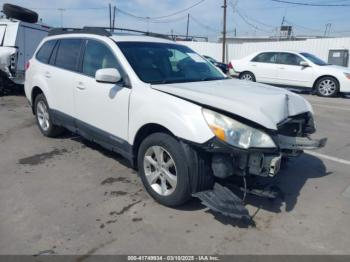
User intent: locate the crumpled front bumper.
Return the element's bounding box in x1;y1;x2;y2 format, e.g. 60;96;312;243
193;134;327;179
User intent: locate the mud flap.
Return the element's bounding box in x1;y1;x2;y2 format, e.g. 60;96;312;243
192;183;250;220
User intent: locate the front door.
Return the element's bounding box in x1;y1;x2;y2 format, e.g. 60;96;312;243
275;52;314;87
74;39;131;155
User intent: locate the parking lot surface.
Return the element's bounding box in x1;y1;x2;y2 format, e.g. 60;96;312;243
0;93;350;255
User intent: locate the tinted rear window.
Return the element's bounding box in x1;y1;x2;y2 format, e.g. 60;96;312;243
55;39;83;71
252;52;278;63
36;40;57;64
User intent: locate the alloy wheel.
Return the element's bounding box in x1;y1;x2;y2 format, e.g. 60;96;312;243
143;146;177;196
318;79;336;96
241;73;253;81
36;100;50;131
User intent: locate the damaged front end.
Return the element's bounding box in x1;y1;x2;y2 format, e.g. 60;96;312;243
192;110;327;220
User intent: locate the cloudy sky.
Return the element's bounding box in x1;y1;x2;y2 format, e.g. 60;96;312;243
2;0;350;40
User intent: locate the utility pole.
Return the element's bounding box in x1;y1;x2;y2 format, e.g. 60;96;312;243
112;5;116;32
109;3;112;31
58;8;65;27
279;16;285;40
222;0;227;63
186;14;190;40
324;23;332;37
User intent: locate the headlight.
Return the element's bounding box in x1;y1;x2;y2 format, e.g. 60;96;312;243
202;108;276;149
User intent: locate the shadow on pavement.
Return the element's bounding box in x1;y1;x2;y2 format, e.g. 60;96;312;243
62;128;329;227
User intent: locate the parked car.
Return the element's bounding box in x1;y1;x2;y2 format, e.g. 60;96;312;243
203;55;229;74
229;50;350;97
0;3;50;94
25;28;326;217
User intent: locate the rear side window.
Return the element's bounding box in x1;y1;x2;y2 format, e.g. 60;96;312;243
55;39;83;71
251;52;277;63
82;40;118;77
36;40;57;64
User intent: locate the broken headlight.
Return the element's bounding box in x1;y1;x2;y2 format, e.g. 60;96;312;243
202;108;276;149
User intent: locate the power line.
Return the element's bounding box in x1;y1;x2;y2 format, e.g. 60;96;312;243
29;0;206;20
235;10;275;33
116;0;206;21
149;0;206;19
190;16;221;33
271;0;350;6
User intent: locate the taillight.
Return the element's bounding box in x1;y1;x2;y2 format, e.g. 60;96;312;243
25;61;30;71
228;62;233;69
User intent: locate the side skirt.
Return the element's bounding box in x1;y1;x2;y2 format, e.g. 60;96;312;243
50;109;134;166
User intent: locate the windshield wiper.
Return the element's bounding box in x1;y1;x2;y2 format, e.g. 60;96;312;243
200;77;228;81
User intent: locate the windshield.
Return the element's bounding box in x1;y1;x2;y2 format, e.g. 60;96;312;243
300;52;328;66
117;42;227;84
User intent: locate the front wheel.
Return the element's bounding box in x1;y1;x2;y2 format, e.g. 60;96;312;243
315;77;339;97
239;71;256;82
137;133;191;206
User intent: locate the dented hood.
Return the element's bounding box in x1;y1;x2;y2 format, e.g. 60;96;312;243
152;79;313;130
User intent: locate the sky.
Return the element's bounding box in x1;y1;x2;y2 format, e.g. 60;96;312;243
2;0;350;40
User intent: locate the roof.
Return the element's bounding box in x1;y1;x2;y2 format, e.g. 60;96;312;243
47;27;175;44
110;34;174;43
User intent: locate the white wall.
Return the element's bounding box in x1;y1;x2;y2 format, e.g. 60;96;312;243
179;37;350;66
178;41;223;61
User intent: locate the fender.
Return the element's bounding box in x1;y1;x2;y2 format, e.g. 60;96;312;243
128;87;214;145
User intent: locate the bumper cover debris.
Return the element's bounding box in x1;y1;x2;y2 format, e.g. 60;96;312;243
193;183;250;220
278;135;327;150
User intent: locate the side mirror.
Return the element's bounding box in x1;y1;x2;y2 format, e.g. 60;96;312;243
300;61;310;67
95;68;122;84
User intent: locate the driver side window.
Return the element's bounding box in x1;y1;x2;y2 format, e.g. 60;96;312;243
82;40;118;77
277;52;304;66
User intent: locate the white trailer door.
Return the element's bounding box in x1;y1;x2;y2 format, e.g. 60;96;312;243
0;25;6;45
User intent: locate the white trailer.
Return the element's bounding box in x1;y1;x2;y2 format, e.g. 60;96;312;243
0;4;50;94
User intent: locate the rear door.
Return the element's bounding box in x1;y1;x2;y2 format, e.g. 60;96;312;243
275;52;314;87
49;38;83;129
248;52;279;83
74;39;131;152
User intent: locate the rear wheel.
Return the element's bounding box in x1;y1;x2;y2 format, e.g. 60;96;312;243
34;94;64;137
239;71;256;82
315;77;339;97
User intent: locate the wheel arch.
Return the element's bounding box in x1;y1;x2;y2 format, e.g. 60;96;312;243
312;75;340;90
31;86;44;114
132;123;176;167
239;70;255;80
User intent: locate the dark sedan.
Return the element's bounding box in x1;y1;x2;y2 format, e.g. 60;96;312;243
203;55;229;74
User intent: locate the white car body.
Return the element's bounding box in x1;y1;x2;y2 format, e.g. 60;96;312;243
0;18;50;85
229;50;350;94
24;30;326;210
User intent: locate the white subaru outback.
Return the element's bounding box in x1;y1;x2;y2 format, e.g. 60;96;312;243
25;28;326;217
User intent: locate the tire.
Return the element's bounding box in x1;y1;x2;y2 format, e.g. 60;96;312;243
34;94;64;137
315;76;339;97
3;4;38;23
138;133;191;206
137;133;214;207
239;71;256;82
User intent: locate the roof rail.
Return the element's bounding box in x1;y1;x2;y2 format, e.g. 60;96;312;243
48;27;112;37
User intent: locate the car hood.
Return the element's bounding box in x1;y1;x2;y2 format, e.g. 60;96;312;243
152;79;313;130
318;65;350;73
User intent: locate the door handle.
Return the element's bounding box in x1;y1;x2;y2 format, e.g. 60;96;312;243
279;67;285;69
76;82;86;90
